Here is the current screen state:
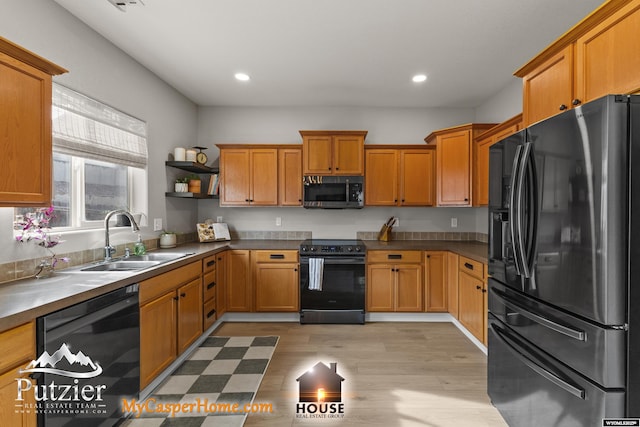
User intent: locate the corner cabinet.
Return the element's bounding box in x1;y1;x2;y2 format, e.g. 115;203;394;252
0;37;67;207
300;130;367;175
365;146;435;207
165;161;219;199
425;123;495;206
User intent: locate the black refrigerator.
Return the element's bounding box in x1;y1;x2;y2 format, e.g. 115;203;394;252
487;94;640;426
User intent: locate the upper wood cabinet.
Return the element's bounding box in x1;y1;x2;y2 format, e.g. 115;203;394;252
473;114;523;206
425;123;495;206
218;146;278;206
516;0;640;126
300;130;367;175
278;147;302;206
365;146;435;207
0;37;67;207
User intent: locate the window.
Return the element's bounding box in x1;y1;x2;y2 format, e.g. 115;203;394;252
16;84;148;229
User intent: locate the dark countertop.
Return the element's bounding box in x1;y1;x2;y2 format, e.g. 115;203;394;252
0;239;485;333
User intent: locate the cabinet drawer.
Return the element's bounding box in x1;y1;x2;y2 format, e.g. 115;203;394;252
140;261;201;304
203;254;218;273
203;270;217;302
254;250;298;263
0;322;35;372
368;250;422;264
459;256;484;279
203;298;217;329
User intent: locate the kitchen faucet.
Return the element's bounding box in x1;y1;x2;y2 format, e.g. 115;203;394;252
104;210;140;261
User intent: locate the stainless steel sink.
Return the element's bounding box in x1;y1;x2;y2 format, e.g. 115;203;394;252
78;252;193;272
81;260;162;272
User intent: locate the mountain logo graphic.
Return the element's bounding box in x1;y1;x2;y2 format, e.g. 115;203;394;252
20;343;103;378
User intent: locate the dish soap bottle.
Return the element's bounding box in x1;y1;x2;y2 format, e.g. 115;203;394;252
133;234;146;256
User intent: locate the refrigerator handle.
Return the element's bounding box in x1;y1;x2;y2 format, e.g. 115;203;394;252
493;288;586;341
515;143;531;278
509;144;524;277
491;322;586;399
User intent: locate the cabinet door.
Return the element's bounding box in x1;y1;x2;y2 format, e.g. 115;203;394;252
447;252;459;318
367;264;395;311
140;292;176;388
575;1;640;105
395;264;423;312
458;270;484;342
475;136;493;207
255;263;299;311
365;149;398;206
0;52;52;207
522;45;574;126
177;277;203;354
0;367;36;427
249;148;278;205
333;135;364;175
220;148;250;205
279;148;302;206
216;252;228;317
400;149;434;206
425;252;447;312
303;136;333;175
436;130;472;206
227;250;252;311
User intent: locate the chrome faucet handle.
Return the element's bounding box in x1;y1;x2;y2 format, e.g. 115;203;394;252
124;247;131;258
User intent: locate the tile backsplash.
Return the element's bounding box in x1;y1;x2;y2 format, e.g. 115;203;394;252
356;231;488;242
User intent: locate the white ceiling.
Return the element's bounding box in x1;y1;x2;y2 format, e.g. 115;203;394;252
53;0;603;108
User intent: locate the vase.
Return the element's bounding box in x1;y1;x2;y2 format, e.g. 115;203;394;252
175;182;188;192
35;259;55;279
188;180;201;193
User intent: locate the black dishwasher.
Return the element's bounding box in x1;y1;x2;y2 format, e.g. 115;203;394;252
34;284;140;427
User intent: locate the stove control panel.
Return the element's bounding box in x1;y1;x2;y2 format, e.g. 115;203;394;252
300;244;364;255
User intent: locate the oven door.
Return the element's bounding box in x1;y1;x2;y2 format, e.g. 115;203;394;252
299;256;365;310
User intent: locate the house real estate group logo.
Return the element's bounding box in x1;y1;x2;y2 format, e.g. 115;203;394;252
14;343;109;416
295;361;346;420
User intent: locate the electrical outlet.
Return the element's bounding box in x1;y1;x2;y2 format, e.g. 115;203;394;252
216;216;224;223
153;218;163;231
394;218;399;227
451;217;458;228
276;217;282;226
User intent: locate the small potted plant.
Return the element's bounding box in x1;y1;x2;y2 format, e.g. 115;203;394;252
187;174;201;193
175;177;189;192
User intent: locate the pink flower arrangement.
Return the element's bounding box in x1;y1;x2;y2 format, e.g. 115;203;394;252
15;206;69;268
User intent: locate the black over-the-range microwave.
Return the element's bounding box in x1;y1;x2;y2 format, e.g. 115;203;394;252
302;175;364;209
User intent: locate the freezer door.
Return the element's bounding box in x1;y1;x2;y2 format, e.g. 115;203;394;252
488;315;625;427
489;279;625;388
491;95;629;325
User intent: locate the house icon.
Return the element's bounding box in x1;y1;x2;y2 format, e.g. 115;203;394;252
296;362;344;402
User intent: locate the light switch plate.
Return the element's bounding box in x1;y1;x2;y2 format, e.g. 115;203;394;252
276;217;282;226
153;218;163;231
216;216;224;223
451;218;458;228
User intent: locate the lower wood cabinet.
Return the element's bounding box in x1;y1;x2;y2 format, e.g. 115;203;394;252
0;322;36;427
253;250;299;312
367;251;423;312
457;256;487;343
139;261;202;388
424;251;447;312
216;251;228;318
227;250;252;312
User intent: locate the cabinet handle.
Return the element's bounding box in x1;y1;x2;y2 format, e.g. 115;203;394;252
464;198;469;201
482;288;487;293
328;167;332;170
207;260;216;267
207;282;216;290
180;292;187;298
426;255;430;258
206;309;216;318
559;104;568;111
270;254;285;259
245;199;250;202
336;167;339;170
464;262;474;270
572;99;582;106
394;199;398;203
173;296;179;301
218;257;222;261
391;268;396;272
476;285;482;290
388;254;402;260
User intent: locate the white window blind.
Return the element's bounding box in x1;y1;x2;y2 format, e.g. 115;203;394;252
52;84;148;168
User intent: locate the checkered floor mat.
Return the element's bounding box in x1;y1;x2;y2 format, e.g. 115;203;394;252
122;336;278;427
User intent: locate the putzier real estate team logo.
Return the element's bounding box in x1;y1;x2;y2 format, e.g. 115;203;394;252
15;343;108;415
295;361;346;419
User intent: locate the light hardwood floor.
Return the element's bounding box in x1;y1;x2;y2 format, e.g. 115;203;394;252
213;322;508;427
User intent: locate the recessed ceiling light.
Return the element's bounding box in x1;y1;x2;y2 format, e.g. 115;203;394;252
235;73;250;81
412;74;427;83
